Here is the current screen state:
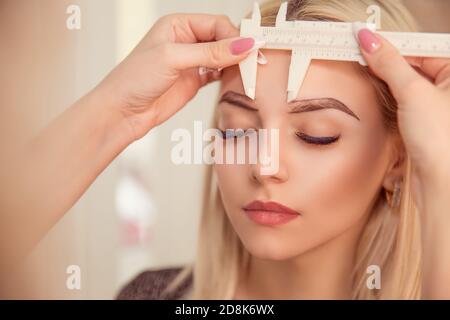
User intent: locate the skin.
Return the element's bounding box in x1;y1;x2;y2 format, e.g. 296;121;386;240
214;50;404;299
0;13;449;298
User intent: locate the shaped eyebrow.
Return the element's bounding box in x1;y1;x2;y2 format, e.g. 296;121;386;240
218;91;360;121
219;91;258;111
288;97;360;121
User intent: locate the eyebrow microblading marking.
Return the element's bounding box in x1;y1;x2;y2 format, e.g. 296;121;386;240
288;98;361;121
218;91;360;121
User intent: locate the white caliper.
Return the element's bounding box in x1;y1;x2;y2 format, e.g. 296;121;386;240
239;1;450;102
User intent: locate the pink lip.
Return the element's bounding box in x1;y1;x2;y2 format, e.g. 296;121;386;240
242;200;301;226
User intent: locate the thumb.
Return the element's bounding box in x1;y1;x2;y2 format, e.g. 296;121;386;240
355;28;433;103
165;37;265;71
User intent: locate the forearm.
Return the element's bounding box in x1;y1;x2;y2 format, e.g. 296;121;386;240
0;87;134;271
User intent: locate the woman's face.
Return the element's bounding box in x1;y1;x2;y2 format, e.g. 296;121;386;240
214;49;398;261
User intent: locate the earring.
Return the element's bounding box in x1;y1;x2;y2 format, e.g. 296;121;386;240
385;179;402;208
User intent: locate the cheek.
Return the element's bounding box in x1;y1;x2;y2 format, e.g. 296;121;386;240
214;162;249;213
289;129;390;238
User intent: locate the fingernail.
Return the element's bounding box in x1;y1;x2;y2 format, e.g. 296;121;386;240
257;50;268;65
230;37;255;55
357;28;381;54
250;40;266;52
199;67;215;75
198;67;208;75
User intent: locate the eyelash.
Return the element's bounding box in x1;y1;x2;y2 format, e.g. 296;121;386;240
219;129;340;146
219;129;256;140
296;132;340;145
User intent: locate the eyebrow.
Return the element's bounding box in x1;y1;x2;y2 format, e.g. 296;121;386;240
218;91;360;121
219;91;258;111
288;98;360;121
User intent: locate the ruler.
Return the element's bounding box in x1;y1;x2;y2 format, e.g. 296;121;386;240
239;2;450;102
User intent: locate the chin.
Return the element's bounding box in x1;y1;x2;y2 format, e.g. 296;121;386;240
238;233;305;261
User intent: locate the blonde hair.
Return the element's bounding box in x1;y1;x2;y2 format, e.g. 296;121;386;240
166;0;422;300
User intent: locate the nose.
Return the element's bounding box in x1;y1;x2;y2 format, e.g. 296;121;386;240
251;163;289;184
249;127;289;184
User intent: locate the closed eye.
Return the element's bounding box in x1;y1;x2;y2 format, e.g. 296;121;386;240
219;129;254;140
296;132;340;145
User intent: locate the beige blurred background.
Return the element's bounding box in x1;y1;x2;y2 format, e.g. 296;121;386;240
0;0;448;299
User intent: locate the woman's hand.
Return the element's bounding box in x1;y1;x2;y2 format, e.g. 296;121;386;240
0;14;261;270
96;14;261;141
357;29;450;200
356;28;450;298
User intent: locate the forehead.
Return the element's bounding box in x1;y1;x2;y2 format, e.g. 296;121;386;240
219;49;379;121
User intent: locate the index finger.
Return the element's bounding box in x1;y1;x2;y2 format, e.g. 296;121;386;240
146;13;239;49
178;14;240;41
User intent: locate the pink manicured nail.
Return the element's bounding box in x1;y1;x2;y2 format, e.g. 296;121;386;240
230;37;255;55
357;28;381;53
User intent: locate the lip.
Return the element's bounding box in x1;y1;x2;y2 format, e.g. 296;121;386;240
242;200;301;226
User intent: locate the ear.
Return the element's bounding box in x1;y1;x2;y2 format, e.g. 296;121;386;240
382;134;406;193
